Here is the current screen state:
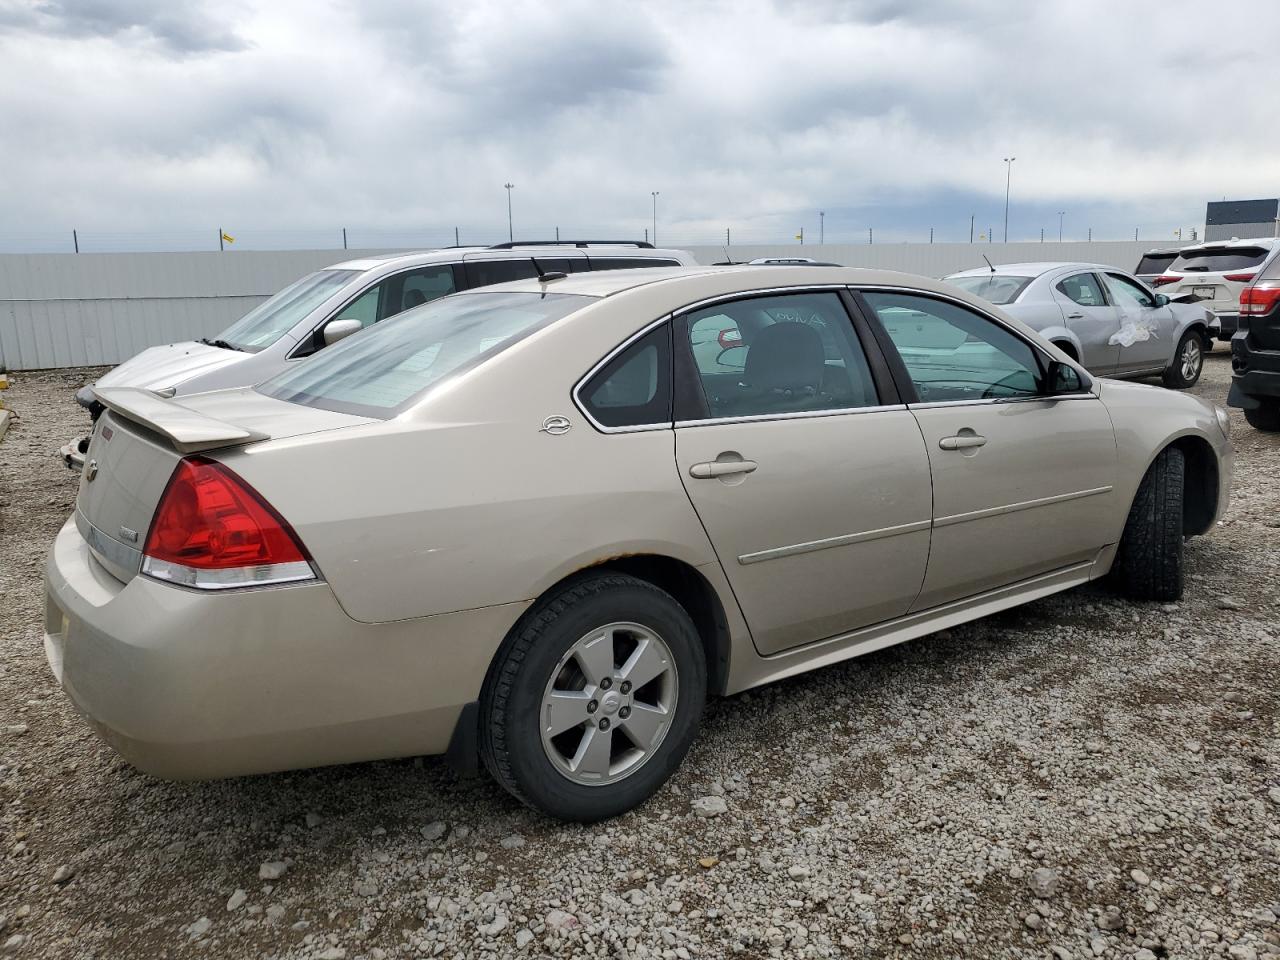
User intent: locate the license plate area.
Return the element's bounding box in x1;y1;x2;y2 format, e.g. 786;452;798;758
1193;285;1216;300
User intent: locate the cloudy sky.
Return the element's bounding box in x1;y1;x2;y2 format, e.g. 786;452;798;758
1;0;1277;251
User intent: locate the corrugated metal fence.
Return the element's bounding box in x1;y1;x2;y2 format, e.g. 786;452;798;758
0;241;1158;370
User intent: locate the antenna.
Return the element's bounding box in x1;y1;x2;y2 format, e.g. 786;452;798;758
530;257;567;292
982;254;996;273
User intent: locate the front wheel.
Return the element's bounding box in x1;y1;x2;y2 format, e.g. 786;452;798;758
1111;446;1185;602
1162;330;1203;389
480;573;706;822
1244;400;1280;432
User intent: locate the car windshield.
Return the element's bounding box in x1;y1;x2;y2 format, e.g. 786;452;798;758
1169;247;1270;273
217;270;360;351
258;292;593;418
1135;253;1177;274
946;275;1033;305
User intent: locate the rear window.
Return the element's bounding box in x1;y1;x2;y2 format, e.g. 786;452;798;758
1169;247;1270;273
258;292;592;418
1135;253;1177;274
945;274;1033;305
589;258;681;270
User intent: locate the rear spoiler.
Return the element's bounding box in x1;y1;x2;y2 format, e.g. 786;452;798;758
93;387;269;454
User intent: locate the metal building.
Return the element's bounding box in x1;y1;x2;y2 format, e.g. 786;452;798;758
1204;198;1280;241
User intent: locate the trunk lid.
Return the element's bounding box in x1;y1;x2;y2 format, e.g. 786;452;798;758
75;387;372;583
93;341;252;393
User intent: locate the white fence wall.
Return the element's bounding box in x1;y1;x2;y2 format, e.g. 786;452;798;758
0;241;1158;370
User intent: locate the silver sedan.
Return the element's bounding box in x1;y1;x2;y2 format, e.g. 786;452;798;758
44;266;1231;821
945;262;1215;389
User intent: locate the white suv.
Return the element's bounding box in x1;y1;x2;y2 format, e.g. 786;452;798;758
1153;238;1278;343
65;242;696;466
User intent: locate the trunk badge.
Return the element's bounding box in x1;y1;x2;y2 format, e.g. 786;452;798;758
539;416;572;436
119;527;138;543
85;459;98;482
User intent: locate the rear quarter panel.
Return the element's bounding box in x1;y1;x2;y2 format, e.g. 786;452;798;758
220;296;723;624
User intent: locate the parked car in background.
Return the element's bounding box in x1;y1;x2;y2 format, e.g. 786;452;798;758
45;265;1231;821
1228;250;1280;430
1152;238;1278;343
61;241;697;467
1134;248;1180;286
944;262;1214;388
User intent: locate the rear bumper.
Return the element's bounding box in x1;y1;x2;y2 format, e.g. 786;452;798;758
43;517;526;779
1227;327;1280;407
1216;313;1239;341
60;438;88;470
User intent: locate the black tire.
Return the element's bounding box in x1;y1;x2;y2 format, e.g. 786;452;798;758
1244;400;1280;432
1162;329;1204;389
1111;445;1185;602
480;572;706;822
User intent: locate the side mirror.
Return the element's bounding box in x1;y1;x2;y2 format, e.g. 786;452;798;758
322;317;363;346
1043;359;1083;396
1154;294;1170;307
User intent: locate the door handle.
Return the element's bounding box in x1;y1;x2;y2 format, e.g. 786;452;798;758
689;459;758;479
938;435;987;451
1066;312;1084;319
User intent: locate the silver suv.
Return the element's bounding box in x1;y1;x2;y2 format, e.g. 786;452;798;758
65;242;696;465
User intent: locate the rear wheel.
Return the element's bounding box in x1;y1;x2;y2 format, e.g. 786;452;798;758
480;573;706;822
1162;330;1203;389
1244;400;1280;432
1111;446;1185;602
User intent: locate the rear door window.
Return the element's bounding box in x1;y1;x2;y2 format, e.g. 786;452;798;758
1057;273;1108;307
589;258;682;270
464;258;577;287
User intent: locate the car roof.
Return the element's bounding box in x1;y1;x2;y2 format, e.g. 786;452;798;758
326;245;691;273
454;264;976;303
946;261;1114;279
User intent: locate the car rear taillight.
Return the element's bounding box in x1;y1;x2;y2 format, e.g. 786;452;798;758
718;328;744;349
1223;272;1257;283
1152;275;1180;286
141;457;315;590
1240;285;1280;315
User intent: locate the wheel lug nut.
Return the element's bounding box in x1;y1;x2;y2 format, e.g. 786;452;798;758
600;677;612;690
619;681;632;694
599;718;611;731
619;706;631;719
587;700;598;713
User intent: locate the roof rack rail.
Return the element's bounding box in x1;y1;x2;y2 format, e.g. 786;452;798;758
487;240;656;250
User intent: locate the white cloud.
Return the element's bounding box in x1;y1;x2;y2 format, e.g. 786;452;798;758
0;0;1274;248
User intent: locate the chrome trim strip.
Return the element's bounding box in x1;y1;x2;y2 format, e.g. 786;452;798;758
672;284;849;317
908;394;1096;410
934;485;1114;528
75;507;141;576
738;518;931;565
571;314;675;435
675;402;907;429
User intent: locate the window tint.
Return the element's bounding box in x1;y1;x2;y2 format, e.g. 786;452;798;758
1169;247;1270;273
1135;253;1177;274
946;274;1032;305
579;326;672;428
218;269;360;351
337;286;381;327
589;258;681;271
1103;273;1154;308
464;259;543;287
683;292;878;419
864;292;1043;402
387;265;456;315
1057;273;1107;307
260;292;591;418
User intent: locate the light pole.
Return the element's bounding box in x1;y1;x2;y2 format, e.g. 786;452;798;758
819;211;825;244
1002;157;1016;242
504;183;514;242
651;191;659;245
1057;210;1065;242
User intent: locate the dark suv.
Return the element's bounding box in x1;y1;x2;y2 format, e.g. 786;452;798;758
1228;247;1280;430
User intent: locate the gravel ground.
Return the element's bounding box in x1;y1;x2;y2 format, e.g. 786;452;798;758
1;355;1278;960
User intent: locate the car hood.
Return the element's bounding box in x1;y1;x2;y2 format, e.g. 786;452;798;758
93;341;253;393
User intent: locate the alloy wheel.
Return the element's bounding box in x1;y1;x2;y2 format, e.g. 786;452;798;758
539;622;678;786
1180;337;1202;382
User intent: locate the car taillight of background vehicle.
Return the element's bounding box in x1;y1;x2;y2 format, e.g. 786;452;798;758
141;457;317;590
1153;276;1180;287
1240;286;1280;315
1223;273;1257;283
718;329;744;349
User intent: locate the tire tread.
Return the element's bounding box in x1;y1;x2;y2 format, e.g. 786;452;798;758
1113;446;1185;601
